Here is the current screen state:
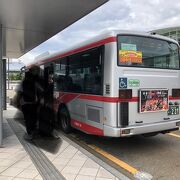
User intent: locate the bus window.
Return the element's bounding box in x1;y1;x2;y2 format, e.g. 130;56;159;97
69;47;103;95
54;57;68;91
118;35;180;69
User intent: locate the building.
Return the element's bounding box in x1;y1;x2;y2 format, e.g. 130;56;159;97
151;26;180;44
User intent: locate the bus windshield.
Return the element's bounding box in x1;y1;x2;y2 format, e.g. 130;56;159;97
118;35;180;69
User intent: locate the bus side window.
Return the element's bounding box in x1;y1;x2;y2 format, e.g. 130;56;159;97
84;66;101;94
54;57;67;91
82;48;102;95
60;46;103;94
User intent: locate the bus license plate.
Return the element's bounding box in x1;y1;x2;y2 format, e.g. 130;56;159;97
168;105;179;115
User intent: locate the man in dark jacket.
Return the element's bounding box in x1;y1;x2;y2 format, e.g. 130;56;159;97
20;71;38;140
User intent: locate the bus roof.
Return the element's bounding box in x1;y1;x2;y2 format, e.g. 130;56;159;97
30;29;179;67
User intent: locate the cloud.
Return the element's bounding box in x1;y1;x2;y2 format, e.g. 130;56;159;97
19;51;40;65
126;0;180;30
19;0;180;65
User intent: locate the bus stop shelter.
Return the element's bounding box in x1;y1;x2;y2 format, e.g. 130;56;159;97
0;0;108;145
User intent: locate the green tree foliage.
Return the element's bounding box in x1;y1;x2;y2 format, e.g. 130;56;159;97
9;72;22;80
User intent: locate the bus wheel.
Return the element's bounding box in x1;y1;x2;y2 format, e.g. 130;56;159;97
59;107;72;133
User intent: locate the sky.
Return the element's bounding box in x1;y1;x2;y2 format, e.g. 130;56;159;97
7;61;25;71
18;0;180;65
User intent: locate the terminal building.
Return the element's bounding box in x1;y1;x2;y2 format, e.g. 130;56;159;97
151;26;180;44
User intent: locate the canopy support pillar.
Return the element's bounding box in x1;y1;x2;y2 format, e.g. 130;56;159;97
0;24;3;146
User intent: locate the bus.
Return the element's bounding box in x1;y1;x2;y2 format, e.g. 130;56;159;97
28;30;180;137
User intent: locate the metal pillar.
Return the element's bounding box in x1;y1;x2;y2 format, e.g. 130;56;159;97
7;58;9;90
3;58;6;110
0;24;3;146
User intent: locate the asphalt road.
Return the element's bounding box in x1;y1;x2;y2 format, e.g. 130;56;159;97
67;130;180;180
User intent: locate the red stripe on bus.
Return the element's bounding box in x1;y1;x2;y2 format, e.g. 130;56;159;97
79;95;138;102
38;37;117;65
79;95;119;102
56;94;180;104
78;96;180;102
56;92;139;103
59;94;80;104
169;96;180;100
71;119;104;136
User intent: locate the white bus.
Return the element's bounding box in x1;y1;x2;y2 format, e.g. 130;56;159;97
29;30;180;137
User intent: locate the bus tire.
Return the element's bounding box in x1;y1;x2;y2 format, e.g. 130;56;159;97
59;107;72;133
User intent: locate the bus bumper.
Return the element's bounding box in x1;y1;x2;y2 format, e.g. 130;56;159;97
103;120;180;137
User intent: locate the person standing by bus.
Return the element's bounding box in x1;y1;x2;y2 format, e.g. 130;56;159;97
21;70;38;140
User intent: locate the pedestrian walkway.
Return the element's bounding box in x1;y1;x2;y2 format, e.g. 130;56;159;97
1;119;42;180
0;106;129;180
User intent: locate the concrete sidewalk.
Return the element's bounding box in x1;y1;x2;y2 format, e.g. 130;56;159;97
0;106;129;180
1;119;42;179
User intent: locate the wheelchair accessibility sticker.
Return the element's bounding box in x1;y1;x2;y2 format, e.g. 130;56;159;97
119;77;127;89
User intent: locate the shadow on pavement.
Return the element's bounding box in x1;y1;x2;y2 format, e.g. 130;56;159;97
13;116;63;154
32;136;62;154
